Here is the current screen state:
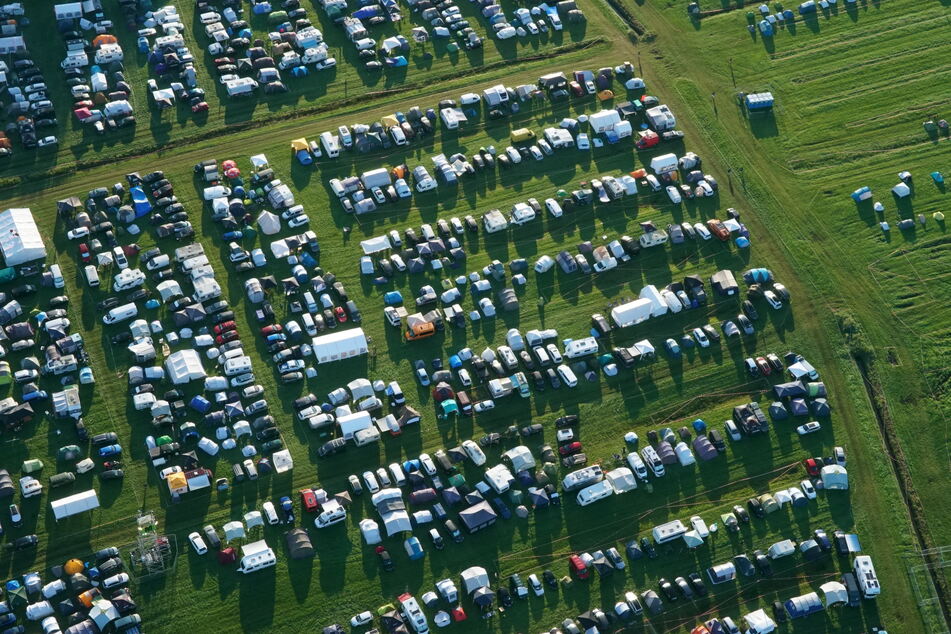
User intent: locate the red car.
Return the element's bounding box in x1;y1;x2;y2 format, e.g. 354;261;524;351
213;321;236;335
260;324;283;336
300;488;319;513
78;243;91;263
706;219;730;241
334;306;347;323
803;458;820;477
214;330;239;345
559;441;583;456
191;101;209;113
755;356;771;376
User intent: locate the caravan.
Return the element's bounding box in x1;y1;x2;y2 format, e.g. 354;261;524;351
320;131;340;158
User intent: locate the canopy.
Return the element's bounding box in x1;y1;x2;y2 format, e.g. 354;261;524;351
361;235;391;255
257;211;281;235
0;208;46;266
165;350;206;385
461;566;489;594
223;521;245;542
311;329;369;364
458;501;497;533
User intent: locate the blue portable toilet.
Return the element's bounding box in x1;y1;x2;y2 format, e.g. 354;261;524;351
758;19;773;35
291;66;308;78
138;36;149;53
783;8;795;20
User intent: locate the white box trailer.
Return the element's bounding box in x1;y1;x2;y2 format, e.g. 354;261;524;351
51;489;100;521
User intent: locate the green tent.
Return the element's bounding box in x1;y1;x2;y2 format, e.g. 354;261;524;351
448;473;466;488
0;268;15;284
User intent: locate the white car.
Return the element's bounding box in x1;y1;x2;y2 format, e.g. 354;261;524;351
350;612;372;628
691;327;710;348
693;222;711;240
556;428;574;443
288;214;309;228
418;453;437;476
545;198;563;218
529;145;544;161
450;217;464;234
527;573;544;596
388;229;402;247
66;227;90;240
665;186;682;204
457;368;472;387
763;290;783;310
796;421;821;435
689;515;710;538
576;133;590;150
188;531;208;555
362;470;380;493
800;479;817;499
473;399;495;413
545;343;563;364
251;248;267;267
461;440;486;466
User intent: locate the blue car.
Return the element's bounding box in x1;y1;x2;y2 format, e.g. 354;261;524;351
222;231;244;240
99;444;122;457
665;338;681;358
265;333;287;343
280;496;295;524
404;536;425;561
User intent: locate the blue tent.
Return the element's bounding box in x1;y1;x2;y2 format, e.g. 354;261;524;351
404;536;425;560
743;268;773;284
190;396;212;414
736;236;751;249
692;419;707;434
384;291;403;306
130;187;152;216
291;66;309;78
850;186;872;202
785;593;823;619
384;56;408;67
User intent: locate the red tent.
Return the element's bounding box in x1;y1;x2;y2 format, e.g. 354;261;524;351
218;547;237;565
451;607;467;622
74;108;93;121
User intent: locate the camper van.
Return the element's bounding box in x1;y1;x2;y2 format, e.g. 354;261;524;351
556;364;578;388
102;303;138;325
320;131;340;158
640;446;665;477
84;265;100;288
577;480;614;506
112;268;146;292
49;264;64;288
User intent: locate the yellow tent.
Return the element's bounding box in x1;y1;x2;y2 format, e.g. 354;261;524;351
597;90;614;101
64;559;85;575
381;115;399;128
290;138;309;152
167;472;188;494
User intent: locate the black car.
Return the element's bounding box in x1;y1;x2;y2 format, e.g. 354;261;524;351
772;600;787;623
708;429;726;452
8;534;38;551
555;415;579;428
733;504;750;523
377;546;394;571
100;469;124;480
497;587;512;607
92;432;119;446
640;537;657;559
687;572;707;596
753;549;772;577
203;525;221;549
747;497;765;519
520;423;543;437
531;371;545;391
658;578;678;602
97;297;120;311
111;332;132;345
742;299;759;320
546;367;561;389
733;554;755;577
542;570;557;588
674;576;694;600
10;284;37;299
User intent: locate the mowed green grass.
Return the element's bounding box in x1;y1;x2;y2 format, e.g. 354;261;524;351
0;0;941;631
4;0;601;178
624;0;951;621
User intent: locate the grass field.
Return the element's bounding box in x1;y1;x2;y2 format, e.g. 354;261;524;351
0;0;946;631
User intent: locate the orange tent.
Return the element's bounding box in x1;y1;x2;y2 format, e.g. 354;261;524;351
92;34;117;47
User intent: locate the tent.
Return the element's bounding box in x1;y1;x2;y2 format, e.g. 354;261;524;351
810;398;830;417
50;490;100;521
89;599;119;631
656;441;677;465
892;182;911;198
472;586;494;609
527;488;549;508
503;446;535;472
805;382;827;397
461;566;489;594
459;501;498;533
0;208;46;266
223;521;246;542
707;562;736;584
285;528;315;559
821;465;848;490
758;494;780;514
359;518;382;545
743;609;776;634
0;469;13;497
257;211;281;235
768;402;789;420
774;381;806;399
789;398;809;416
311;329;369;364
683;530;704;549
692;436;718;461
820;581;848;607
361;235;391;255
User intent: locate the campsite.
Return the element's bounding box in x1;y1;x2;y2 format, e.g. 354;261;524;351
0;0;945;633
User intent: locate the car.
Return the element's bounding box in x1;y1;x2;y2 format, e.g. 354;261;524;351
801;479;817;499
665;186;682;204
691;327;710;348
742;300;759;320
733;504;750;523
736;314;754;335
687;572;707;596
658;578;678;602
348;474;363;496
376;545;394;571
8;504;21;527
755;356;772;375
734;554;755;577
753;549;773;576
797;421;821;435
188;531;208;555
721;321;740;338
772;600;787;623
10;534;38;551
803;457;821;476
509;574;528;599
814;528;833;551
744;358;759;377
527;573;544;596
834;445;847;466
473;400;495;413
640;537;657;559
674;576;694;599
300;488;319;512
562;453;587;467
559;441;583;456
350;611;373;628
362;471;380;493
414;362;430;386
605;547;625;569
747;497;765;519
521;423;544;437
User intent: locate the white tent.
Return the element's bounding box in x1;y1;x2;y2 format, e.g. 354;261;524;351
50;489;100;521
257;211;281;235
821;464;849;490
165;350;206;384
347;378;374;400
611;298;653;327
605;467;637;493
223;521;245;542
743;609;776;634
0;208;46;266
359;518;382;545
337;411;372;438
502;446;535;472
272;449;294;473
891;182;911;198
638;285;668;317
461;566;490;594
820;581;848;607
360;235;391;255
312;328;369;364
